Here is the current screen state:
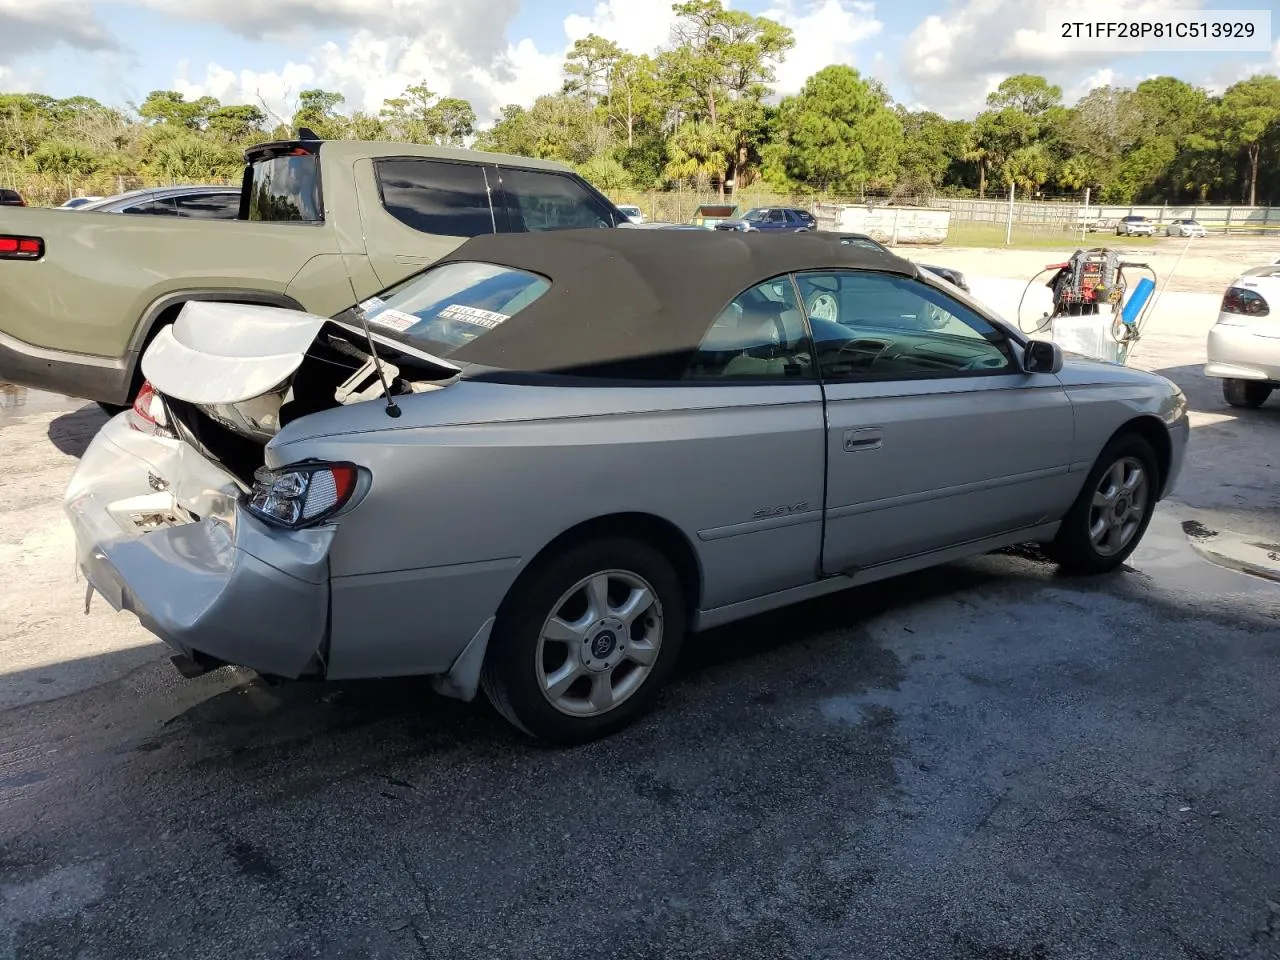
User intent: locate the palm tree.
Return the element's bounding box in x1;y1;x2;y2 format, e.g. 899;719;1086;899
663;119;730;195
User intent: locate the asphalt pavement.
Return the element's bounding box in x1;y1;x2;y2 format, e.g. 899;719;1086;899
1;339;1278;960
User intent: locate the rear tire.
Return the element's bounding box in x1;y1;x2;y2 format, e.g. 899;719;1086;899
1223;378;1272;409
1047;432;1160;576
480;537;687;745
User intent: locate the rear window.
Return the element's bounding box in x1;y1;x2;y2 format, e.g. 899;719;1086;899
247;153;322;222
357;261;549;357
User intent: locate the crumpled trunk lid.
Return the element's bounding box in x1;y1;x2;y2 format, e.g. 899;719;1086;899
140;301;459;473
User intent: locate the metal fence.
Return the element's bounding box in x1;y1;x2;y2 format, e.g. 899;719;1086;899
612;187;1280;236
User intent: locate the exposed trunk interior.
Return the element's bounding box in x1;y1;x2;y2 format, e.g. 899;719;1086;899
161;321;457;486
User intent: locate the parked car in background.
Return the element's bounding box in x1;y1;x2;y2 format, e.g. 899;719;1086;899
689;203;737;229
0;188;25;206
714;207;816;232
65;229;1187;744
836;232;970;293
1205;263;1280;409
615;204;645;224
75;185;242;219
1117;216;1155;236
58;196;105;209
1166;218;1207;238
0;138;628;409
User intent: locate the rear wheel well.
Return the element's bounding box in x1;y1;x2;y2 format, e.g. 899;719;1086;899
507;514;703;624
123;292;305;404
1110;416;1171;495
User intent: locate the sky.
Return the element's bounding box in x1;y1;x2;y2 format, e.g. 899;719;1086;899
0;0;1277;126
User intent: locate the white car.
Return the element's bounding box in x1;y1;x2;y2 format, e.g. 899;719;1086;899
615;204;645;225
1116;216;1155;236
1205;264;1280;408
1166;218;1206;238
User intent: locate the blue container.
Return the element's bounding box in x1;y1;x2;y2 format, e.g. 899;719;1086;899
1121;277;1156;326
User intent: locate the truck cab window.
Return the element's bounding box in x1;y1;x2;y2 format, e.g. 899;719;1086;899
375;159;500;238
497;168;622;231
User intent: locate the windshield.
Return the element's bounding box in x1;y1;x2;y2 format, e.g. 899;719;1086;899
357;261;550;356
742;208;768;222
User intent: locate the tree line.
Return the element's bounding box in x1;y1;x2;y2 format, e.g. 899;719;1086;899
3;0;1279;206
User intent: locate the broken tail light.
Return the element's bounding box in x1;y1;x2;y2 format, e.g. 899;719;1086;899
127;381;176;438
247;462;362;529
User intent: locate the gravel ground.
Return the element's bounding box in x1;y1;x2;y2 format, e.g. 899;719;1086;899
1;239;1278;959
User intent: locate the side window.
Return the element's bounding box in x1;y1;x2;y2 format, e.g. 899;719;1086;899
794;271;1013;382
173;193;240;219
497;167;621;231
375;159;498;238
123;198;177;216
767;209;785;223
685;278;813;381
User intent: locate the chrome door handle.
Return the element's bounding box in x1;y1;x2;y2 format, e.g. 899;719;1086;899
843;428;883;452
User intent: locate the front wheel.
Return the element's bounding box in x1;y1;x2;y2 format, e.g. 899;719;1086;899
1223;378;1272;409
1047;432;1160;575
480;537;687;744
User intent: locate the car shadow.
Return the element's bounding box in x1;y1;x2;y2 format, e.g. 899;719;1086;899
47;403;108;458
1146;361;1280;537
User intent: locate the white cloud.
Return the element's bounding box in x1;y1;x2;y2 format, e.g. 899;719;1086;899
127;0;519;59
168;0;885;129
0;65;38;94
1206;37;1280;93
0;0;117;60
564;0;682;54
901;0;1207;116
1064;67;1116;103
761;0;884;95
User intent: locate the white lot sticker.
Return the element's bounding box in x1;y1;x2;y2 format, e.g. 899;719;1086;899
358;296;385;312
367;308;418;332
438;303;509;329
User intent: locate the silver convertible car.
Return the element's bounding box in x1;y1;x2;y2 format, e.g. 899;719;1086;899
66;230;1189;743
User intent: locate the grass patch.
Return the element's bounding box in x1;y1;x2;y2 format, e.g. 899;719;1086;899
938;221;1159;251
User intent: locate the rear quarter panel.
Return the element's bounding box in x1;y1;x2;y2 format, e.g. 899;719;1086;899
271;381;827;675
0;206;341;358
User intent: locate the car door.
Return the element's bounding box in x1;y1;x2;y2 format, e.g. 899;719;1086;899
793;270;1077;574
760;209;788;231
356;157;505;288
678;275;827;607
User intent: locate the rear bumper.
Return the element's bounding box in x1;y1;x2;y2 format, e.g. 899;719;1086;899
1205;323;1280;384
64;417;333;678
0;328;135;405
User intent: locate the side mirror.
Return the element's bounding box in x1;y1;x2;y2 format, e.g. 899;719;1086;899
1023;339;1063;375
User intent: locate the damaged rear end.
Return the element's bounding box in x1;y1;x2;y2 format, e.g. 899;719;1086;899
64;299;460;680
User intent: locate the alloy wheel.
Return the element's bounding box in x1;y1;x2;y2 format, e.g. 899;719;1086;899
1088;456;1149;557
535;570;663;717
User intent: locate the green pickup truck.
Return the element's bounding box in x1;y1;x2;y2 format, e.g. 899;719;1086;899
0;138;628;407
